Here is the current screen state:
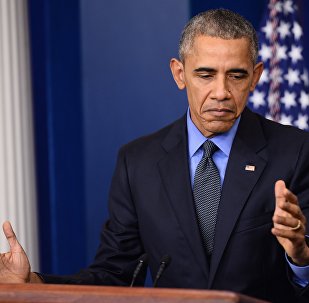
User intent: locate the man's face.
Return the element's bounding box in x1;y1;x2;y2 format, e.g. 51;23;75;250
170;35;263;137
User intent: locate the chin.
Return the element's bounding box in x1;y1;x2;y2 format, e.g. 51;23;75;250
206;123;234;136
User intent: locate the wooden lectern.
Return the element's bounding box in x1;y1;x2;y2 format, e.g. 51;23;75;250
0;284;269;303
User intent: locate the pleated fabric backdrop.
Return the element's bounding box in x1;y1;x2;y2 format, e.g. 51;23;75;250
0;0;38;271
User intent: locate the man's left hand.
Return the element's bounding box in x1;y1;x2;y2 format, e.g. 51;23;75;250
272;180;309;266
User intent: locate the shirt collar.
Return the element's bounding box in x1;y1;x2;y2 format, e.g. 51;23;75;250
187;108;240;158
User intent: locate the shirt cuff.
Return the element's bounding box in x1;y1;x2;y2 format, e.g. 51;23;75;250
286;253;309;287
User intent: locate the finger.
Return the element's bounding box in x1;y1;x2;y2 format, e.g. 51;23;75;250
2;221;23;253
273;215;299;230
283;189;298;206
273;215;304;230
271;227;305;241
276;200;304;220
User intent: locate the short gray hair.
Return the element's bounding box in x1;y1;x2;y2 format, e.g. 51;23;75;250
179;9;258;64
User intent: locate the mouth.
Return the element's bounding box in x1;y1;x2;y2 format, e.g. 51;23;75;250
205;108;234;117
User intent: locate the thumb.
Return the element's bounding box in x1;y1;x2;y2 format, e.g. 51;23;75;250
2;221;23;253
274;180;292;220
275;180;286;204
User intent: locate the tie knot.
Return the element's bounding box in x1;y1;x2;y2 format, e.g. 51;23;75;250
202;140;218;158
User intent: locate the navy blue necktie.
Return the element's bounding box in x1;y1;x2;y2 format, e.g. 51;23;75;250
193;140;221;255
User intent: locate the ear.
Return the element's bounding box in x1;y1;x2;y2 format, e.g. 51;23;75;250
250;61;264;91
170;58;186;90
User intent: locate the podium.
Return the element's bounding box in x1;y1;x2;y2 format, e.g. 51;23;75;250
0;284;269;303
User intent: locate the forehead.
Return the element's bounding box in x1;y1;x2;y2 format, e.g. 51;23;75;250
185;35;252;67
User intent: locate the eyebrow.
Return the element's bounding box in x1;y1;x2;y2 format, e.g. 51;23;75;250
194;67;216;73
228;68;249;75
193;67;249;75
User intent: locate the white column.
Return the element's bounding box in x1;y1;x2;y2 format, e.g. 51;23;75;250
0;0;39;271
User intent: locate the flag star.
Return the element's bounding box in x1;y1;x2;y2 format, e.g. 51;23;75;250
294;113;308;130
293;22;302;40
301;69;309;86
299;91;309;110
262;21;273;40
269;1;282;12
282;91;297;109
274;2;283;12
276;44;288;60
277;21;291;39
259;44;272;61
250;90;266;109
279;113;293;125
283;0;294;14
258;68;269;85
289;45;303;63
284;68;300;86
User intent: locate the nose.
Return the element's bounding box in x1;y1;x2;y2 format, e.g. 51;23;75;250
211;77;231;100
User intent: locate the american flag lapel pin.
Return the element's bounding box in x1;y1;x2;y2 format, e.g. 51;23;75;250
245;165;255;172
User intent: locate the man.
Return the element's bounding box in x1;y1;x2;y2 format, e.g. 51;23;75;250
1;8;309;303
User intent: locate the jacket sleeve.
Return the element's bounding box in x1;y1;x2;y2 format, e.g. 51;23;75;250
286;134;309;301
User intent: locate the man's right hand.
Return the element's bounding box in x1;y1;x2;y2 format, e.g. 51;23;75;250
0;221;31;283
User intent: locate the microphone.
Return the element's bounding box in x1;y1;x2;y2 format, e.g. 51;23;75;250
153;255;171;287
130;253;148;287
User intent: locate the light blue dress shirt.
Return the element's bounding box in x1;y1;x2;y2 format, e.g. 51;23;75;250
186;108;309;287
187;109;239;187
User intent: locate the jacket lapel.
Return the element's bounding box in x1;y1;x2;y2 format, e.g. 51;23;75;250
157;116;210;280
208;108;268;287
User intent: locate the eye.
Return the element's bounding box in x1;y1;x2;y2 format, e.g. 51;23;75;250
229;73;246;80
198;74;213;79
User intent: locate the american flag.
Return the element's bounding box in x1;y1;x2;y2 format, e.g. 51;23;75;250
248;0;309;131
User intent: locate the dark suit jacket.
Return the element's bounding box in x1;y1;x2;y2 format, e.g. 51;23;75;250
42;108;309;302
